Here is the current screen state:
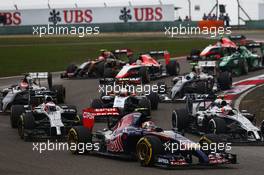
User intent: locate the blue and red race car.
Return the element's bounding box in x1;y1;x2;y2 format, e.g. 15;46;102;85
68;108;237;168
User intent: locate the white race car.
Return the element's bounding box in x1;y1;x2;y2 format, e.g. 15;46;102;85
172;94;264;144
0;72;65;114
14;96;81;141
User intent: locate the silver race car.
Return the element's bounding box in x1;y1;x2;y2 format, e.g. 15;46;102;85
0;72;65;113
172;94;264;145
157;67;232;102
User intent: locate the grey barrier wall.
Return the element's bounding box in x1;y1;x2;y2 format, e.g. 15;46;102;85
245;20;264;29
0;21;198;35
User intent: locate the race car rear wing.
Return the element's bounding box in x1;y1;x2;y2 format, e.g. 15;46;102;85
147;50;171;64
112;49;133;59
82;108;120;130
99;77;142;85
25;72;53;89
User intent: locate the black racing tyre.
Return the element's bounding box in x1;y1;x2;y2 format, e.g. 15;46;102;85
199;134;227;154
52;85;66;104
250;58;260;70
260;120;264;136
241;60;249;75
166;60;180;76
68;126;93;154
217;71;232;90
103;67;116;78
95;61;105;77
139;67;150;84
48;72;53;89
138;98;151;116
172;108;189;132
146;92;159;110
90;99;104;108
10;105;24;128
18;112;35;141
208;118;226;134
66;64;77;73
136;135;163;167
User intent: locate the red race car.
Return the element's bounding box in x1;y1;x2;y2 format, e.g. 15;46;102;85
115;51;180;83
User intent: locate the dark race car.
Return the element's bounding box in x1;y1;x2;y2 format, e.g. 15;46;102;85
15;96;81;141
172;94;264;145
90;86;159;117
61;49;132;79
157;66;232;102
0;72;65;113
115;51;180;84
68;108;237;168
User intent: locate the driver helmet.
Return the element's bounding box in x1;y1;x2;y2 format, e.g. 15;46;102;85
221;105;232;115
100;49;111;59
44;95;53;103
193;66;201;74
20;77;29;89
142;121;157;131
119;88;128;97
44;102;57;112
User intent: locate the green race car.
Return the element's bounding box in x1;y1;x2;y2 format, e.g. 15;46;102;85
219;46;263;76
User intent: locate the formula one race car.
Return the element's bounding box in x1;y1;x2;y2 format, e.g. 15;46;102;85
157;67;232;102
91;87;159;117
115;51;180;83
68;108;237;168
0;72;65;113
187;38;237;61
172;94;264;144
15;96;81;141
61;49;132;79
217;46;262;76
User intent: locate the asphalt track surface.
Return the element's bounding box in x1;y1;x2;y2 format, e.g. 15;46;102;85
1;36;264;175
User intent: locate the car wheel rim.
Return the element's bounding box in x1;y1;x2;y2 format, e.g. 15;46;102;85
68;129;78;154
172;112;178;128
209;120;216;134
137;142;151;164
18;119;24;139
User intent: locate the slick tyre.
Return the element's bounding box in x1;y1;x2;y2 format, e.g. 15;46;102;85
139;67;150;84
146;92;159;110
10;105;24;128
136;135;163;167
172;108;189;132
208;118;226;134
103;68;116;78
217;71;232;90
138;98;151;116
66;64;77;74
199;134;226;154
18;112;35;141
166;60;180;76
68;126;93;154
241;60;249;75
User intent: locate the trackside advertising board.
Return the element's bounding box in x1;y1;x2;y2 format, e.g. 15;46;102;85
0;5;175;26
